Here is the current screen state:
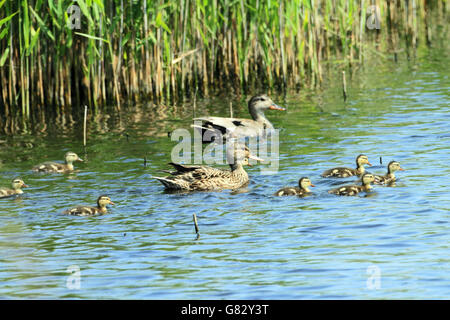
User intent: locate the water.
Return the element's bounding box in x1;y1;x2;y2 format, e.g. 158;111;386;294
0;48;449;299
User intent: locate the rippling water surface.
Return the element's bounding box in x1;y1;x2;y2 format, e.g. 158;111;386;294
0;49;449;299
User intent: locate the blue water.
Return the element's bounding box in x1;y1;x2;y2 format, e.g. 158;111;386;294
0;49;449;299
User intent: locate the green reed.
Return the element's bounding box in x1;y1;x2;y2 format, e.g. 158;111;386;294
0;0;448;116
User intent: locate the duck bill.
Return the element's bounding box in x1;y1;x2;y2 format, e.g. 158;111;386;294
366;162;372;166
77;158;84;162
268;104;286;111
310;184;316;187
109;201;115;206
398;167;405;171
22;184;29;188
248;155;265;162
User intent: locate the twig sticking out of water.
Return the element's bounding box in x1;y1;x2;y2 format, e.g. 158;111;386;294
193;213;200;239
144;156;147;167
83;105;88;146
193;87;198;119
342;71;347;102
380;156;382;165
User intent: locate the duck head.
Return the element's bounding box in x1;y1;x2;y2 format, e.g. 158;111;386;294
361;173;375;189
65;151;83;164
298;177;315;192
248;94;285;121
97;195;115;209
12;178;28;193
387;161;404;174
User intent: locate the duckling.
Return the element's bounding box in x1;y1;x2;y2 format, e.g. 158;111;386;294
374;161;405;185
63;195;115;216
274;177;315;196
32;151;83;173
328;173;375;196
321;154;372;178
153;144;264;191
0;178;28;198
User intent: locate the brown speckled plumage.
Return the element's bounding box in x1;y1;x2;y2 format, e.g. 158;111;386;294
328;173;375;196
321;154;371;178
0;178;28;198
153;145;263;191
63;195;115;216
274;177;315;197
33;151;83;173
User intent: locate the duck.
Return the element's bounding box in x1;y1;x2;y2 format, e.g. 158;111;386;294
62;195;115;216
153;144;264;191
328;173;375;196
32;151;83;173
274;177;315;196
374;161;405;185
192;94;285;142
321;154;372;178
0;178;28;198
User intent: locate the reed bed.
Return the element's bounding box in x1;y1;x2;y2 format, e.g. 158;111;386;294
0;0;448;117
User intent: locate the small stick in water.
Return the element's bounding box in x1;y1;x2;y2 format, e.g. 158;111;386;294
144;156;147;167
193;87;198;119
342;71;347;102
193;213;200;238
380;156;382;165
83;105;88;146
229;101;233;118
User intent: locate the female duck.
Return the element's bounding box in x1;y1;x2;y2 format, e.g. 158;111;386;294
33;151;83;173
63;195;115;216
274;177;315;197
322;154;371;178
328;173;375;196
0;178;28;198
193;94;285;142
153;145;264;191
374;161;405;185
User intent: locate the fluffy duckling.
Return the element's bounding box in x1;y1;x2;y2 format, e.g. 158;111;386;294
374;161;405;185
32;151;83;173
0;178;28;198
321;154;371;178
153;144;264;191
274;177;315;196
328;173;375;196
63;195;115;216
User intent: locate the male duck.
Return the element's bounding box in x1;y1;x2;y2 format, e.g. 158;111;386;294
274;177;315;196
328;173;375;196
153;144;264;191
193;94;285;142
63;195;115;216
321;154;371;178
0;178;28;198
32;151;83;173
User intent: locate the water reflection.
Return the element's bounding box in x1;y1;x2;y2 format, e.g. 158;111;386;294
0;48;449;299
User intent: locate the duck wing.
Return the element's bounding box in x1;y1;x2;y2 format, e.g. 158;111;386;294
63;206;100;216
167;163;230;180
0;188;15;198
321;167;356;178
193;117;271;140
274;187;301;196
33;161;66;173
328;185;362;196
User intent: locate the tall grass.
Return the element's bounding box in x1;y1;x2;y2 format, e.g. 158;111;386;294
0;0;448;117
